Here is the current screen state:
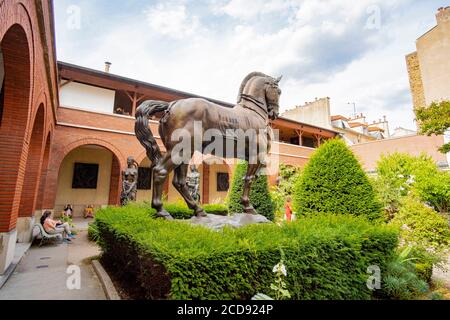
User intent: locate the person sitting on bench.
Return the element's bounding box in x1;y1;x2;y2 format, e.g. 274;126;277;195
40;211;76;242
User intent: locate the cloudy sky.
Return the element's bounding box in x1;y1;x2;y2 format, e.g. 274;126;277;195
54;0;448;131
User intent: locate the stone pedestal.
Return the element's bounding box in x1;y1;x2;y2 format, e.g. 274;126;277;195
16;216;36;243
187;213;271;231
0;229;17;275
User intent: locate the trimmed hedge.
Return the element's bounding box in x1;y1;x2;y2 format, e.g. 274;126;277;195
228;161;275;221
129;201;229;220
96;206;398;300
293;139;382;221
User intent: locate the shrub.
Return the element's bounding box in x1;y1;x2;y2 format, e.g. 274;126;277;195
88;222;100;242
375;153;450;214
391;195;450;249
128;201;229;219
379;247;429;300
96;206;398;300
227;161;275;221
293;139;382;220
203;203;228;216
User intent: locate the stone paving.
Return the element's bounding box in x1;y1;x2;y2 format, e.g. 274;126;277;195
433;254;450;289
0;218;106;300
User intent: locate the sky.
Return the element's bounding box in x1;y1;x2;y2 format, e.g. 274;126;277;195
54;0;449;131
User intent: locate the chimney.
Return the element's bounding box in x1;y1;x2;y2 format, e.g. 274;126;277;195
104;61;112;73
436;6;450;24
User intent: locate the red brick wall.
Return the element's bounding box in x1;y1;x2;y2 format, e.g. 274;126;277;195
0;0;57;232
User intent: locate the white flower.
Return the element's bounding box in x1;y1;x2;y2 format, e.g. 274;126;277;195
272;263;287;276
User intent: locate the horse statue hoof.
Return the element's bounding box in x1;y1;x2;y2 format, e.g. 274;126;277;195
244;207;258;215
195;209;208;218
157;210;174;220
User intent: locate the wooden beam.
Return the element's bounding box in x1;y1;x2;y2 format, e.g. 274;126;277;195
295;130;303;146
314;134;322;147
59;79;73;88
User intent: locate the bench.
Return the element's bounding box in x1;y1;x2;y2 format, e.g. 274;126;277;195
33;224;61;247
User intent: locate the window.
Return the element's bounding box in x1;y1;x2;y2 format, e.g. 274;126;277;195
72;163;99;189
138;167;152;190
290;136;300;145
217;172;229;192
302;137;315;148
113;91;133;116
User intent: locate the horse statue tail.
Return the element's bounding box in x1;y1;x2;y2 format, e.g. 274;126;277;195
135;100;169;164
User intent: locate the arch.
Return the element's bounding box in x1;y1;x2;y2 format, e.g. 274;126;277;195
53;141;125;215
0;23;32;232
58;138;126;170
18;103;46;218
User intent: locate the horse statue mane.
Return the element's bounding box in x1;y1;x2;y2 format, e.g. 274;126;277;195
237;72;271;103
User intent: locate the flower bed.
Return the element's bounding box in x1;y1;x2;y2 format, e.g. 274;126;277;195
95;206;398;300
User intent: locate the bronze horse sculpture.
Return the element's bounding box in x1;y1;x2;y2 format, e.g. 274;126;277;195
135;72;282;220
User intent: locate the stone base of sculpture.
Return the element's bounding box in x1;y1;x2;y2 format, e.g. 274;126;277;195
185;213;271;231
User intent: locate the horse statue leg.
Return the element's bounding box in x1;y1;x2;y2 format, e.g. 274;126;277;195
241;162;261;215
172;164;207;218
152;153;175;220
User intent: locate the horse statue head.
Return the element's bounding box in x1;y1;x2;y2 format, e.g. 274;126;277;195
237;72;282;121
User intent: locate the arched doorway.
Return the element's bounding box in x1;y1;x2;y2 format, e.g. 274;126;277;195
201;156;233;205
0;25;31;232
54;145;122;217
17;105;46;242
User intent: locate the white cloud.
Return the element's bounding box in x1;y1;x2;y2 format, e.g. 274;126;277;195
217;0;293;20
54;0;439;132
145;3;202;39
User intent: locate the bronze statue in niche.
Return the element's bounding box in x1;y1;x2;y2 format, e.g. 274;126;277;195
120;157;139;206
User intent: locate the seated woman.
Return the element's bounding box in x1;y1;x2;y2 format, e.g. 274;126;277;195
84;205;94;219
63;204;73;218
40;211;76;242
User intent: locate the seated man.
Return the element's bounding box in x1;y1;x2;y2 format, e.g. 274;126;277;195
40;211;76;243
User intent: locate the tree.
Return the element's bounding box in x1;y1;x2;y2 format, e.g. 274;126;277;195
293;139;382;220
375;153;450;214
227;161;275;221
415;101;450;153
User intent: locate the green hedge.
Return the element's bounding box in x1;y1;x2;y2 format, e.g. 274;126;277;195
96;206;398;300
128;202;229;219
228;161;275;221
293;139;382;221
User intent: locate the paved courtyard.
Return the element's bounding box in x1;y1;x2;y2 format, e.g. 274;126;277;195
0;219;106;300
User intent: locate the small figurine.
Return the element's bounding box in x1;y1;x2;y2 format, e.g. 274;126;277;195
186;165;201;203
120;157;139;206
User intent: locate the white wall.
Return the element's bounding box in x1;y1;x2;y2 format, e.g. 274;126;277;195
0;50;4;90
282;98;332;129
59;81;115;114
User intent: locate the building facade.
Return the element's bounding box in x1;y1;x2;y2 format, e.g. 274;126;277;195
406;6;450;110
283;98;390;145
